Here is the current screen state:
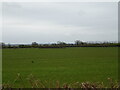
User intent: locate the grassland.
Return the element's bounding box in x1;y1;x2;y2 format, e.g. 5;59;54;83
2;47;118;88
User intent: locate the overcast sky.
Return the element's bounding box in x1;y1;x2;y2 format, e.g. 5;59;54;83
2;2;118;44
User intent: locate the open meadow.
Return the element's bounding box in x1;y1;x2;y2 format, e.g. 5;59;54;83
2;47;118;88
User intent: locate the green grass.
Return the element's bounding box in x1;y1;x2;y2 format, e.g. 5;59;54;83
2;47;118;87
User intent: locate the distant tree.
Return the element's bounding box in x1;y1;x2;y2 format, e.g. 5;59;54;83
1;42;5;47
32;42;38;45
32;42;38;48
57;41;66;47
19;45;24;48
57;41;66;45
75;40;84;45
8;44;11;48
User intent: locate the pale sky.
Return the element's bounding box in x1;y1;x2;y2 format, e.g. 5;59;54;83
2;2;118;44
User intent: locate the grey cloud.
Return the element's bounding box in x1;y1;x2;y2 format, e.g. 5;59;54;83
2;2;118;44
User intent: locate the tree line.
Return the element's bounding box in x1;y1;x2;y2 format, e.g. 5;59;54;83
1;40;120;48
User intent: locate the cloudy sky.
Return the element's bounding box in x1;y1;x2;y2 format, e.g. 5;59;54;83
2;2;118;44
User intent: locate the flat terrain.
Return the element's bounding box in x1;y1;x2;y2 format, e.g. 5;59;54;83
2;47;118;87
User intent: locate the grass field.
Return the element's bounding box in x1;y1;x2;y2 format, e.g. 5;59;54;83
2;47;118;88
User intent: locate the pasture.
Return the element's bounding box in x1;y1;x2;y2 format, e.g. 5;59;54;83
2;47;118;87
